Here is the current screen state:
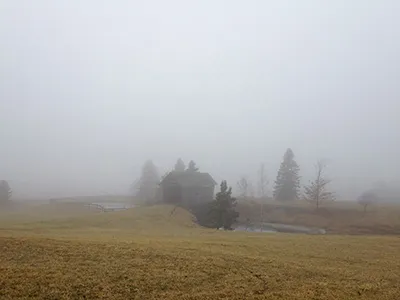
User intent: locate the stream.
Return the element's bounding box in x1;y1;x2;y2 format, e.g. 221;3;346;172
234;223;326;234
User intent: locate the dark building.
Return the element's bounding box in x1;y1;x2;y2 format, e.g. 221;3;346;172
160;171;217;207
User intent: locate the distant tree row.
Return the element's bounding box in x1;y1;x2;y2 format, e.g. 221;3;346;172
236;148;336;209
274;149;336;208
249;148;376;211
133;151;337;211
132;150;379;226
175;159;199;172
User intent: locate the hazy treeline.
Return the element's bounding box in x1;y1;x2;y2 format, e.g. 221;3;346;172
131;148;336;209
130;147;400;214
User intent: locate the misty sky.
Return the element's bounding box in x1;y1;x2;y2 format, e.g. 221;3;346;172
1;1;399;199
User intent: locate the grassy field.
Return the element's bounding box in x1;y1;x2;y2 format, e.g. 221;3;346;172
237;199;400;235
1;204;400;299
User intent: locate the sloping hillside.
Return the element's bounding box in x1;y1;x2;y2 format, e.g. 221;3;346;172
0;204;199;235
1;225;400;299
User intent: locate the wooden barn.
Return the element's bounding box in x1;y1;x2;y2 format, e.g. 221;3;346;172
160;171;217;207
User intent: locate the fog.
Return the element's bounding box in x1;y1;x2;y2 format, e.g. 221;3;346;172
1;1;399;199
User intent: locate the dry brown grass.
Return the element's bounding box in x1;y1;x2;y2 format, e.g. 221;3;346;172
237;200;400;235
0;204;400;299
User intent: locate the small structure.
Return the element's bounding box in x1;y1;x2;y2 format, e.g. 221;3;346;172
85;202;133;212
160;171;217;207
49;197;77;204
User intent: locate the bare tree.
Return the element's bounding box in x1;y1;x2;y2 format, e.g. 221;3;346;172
237;176;249;199
130;178;140;196
248;181;255;198
357;191;379;214
303;160;335;209
257;164;269;230
257;163;269;198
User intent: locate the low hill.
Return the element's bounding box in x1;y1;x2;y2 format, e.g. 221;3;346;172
0;204;199;236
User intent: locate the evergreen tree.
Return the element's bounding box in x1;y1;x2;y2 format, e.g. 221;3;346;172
137;160;160;201
210;181;239;230
273;148;300;201
187;160;199;172
174;158;186;172
0;180;12;205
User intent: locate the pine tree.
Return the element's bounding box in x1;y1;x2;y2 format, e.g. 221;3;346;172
174;158;186;172
187;160;199;172
210;181;239;230
273;148;300;201
137;160;160;201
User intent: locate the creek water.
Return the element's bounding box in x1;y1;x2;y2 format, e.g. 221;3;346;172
234;223;326;234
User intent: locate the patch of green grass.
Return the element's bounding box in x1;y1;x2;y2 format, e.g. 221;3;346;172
0;205;399;299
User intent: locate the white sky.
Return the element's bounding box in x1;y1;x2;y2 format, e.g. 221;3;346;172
1;1;399;199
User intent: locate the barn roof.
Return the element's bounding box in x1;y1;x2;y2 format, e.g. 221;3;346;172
160;171;217;187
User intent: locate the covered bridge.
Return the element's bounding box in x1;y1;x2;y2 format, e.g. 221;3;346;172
160;171;217;207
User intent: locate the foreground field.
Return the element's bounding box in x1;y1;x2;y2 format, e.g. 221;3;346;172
0;205;399;299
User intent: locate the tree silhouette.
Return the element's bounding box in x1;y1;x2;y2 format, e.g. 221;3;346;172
358;191;378;214
210;181;239;230
0;180;12;205
273;148;300;201
257;163;269;198
187;160;199;172
303;160;335;209
136;160;160;201
174;158;186;172
237;176;249;199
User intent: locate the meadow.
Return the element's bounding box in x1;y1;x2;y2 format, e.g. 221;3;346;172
0;204;400;299
237;199;400;235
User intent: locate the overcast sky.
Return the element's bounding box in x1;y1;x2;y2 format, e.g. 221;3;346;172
1;1;399;198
